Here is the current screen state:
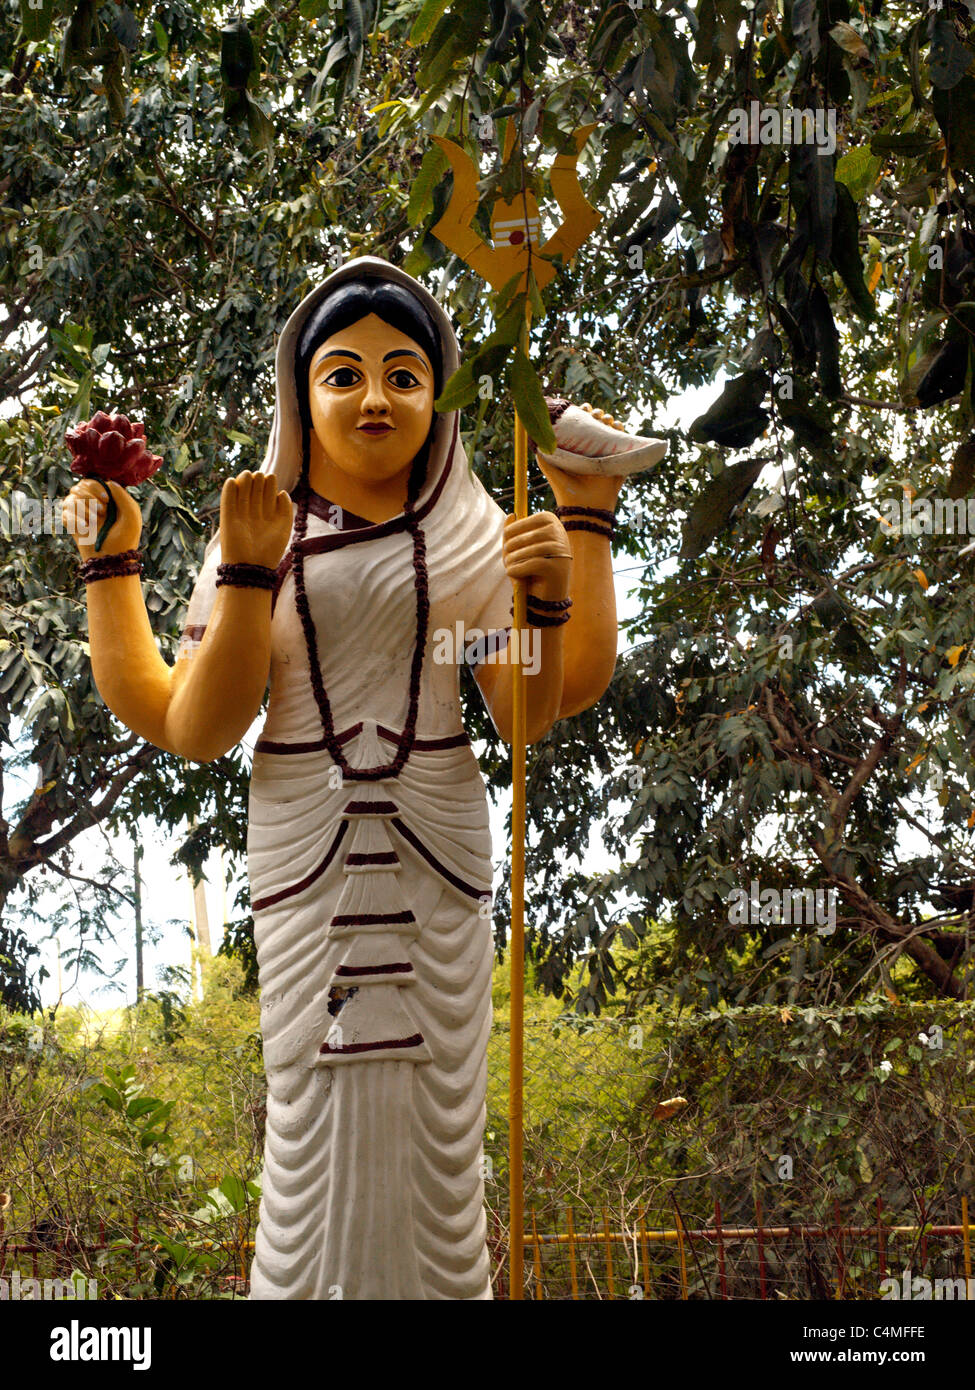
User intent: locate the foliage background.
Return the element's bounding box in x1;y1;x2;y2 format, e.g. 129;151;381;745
1;961;971;1298
2;0;975;1014
1;0;974;1291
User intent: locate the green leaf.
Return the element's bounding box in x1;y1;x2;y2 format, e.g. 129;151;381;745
434;361;479;412
153;19;169;54
221;18;255;92
126;1096;163;1119
299;0;332;17
19;0;55;43
929;13;973;91
409;0;453;46
526;268;544;322
418;3;484;93
73;370;93;420
688;371;770;449
591;123;639;204
51;326;90;370
680;455;768;560
834;147;881;203
218;1174;248;1211
829;181;874;321
246;94;275;160
94;1083;124;1112
509;348;555;453
493;271;525;322
407;144;447;227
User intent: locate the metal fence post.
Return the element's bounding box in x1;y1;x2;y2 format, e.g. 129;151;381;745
531;1208;543;1300
566;1206;578;1301
877;1196;886;1285
715;1200;728;1300
834;1200;846;1299
639;1206;650;1298
675;1206;689;1300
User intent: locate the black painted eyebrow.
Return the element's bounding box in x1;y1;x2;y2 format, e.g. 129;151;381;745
314;349;363;365
382;349;427;366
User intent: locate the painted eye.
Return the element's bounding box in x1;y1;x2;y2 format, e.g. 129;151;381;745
323;366;361;387
387;368;420;389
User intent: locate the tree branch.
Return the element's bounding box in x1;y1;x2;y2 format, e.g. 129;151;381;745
761;683;961;995
9;743;160;867
0;275;43;344
150;152;215;251
46;859;135;907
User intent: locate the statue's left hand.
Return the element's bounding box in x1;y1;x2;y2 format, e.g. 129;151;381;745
535;405;625;511
502;511;572;603
220;471;294;569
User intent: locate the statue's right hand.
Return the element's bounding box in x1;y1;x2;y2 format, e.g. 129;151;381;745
219;471;294;569
62;478;142;561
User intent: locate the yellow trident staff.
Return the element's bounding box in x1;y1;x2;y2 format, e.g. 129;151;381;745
428;119;601;1299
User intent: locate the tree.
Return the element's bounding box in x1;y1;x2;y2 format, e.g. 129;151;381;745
1;0;973;1011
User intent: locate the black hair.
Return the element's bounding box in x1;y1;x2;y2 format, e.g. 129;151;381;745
294;279;444;506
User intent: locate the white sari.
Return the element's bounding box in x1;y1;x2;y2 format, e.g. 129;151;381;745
180;258;512;1299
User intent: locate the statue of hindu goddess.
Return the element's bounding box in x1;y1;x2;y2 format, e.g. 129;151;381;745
62;256;664;1299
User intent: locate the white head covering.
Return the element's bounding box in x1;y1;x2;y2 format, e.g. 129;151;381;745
179;256;496;652
258;254;460;495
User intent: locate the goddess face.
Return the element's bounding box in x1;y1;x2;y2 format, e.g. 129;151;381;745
307;313;435;485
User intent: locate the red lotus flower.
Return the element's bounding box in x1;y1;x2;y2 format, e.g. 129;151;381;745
65;411;163;487
65;411;163;552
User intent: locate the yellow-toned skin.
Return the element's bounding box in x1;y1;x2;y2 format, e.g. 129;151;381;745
63;315;622;759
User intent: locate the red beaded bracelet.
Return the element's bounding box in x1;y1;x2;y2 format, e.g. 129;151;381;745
80;549;143;582
216;562;277;590
526;595;572;627
555;505;615;540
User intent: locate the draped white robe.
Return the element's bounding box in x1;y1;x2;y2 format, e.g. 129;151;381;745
179;259;512;1299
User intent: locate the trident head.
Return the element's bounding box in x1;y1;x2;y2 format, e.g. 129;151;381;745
430;122;601;295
